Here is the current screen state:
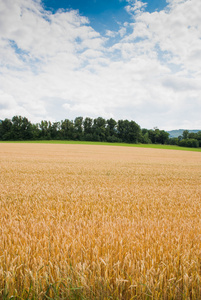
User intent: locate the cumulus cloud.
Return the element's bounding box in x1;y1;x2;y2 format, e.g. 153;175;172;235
0;0;201;130
125;0;147;16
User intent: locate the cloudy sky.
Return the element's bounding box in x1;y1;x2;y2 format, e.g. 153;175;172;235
0;0;201;130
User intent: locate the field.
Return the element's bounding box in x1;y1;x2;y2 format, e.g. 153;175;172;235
0;143;201;299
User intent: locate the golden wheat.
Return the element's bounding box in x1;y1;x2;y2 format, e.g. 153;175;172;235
0;143;201;299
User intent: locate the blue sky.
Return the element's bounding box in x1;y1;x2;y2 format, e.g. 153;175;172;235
0;0;201;130
42;0;167;33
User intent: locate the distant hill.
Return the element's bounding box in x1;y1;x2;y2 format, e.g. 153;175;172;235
167;129;201;138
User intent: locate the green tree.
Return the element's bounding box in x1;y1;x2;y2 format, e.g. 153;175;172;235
182;130;189;140
11;116;33;140
39;120;50;139
148;129;156;143
141;132;152;144
117;120;129;142
32;123;40;140
117;120;141;143
11;116;23;140
188;132;197;139
74;117;83;140
179;138;199;148
127;120;141;143
50;122;61;139
60;119;74;140
83;117;93;140
159;130;169;144
106;118;117;136
92;117;106;141
148;128;169;144
0;118;12;140
169;137;179;145
196;131;201;147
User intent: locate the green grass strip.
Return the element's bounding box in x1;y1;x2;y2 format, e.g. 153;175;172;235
0;140;201;152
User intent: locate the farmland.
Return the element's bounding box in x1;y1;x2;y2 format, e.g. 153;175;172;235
0;143;201;299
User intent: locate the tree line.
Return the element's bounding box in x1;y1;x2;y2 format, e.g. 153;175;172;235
0;116;200;148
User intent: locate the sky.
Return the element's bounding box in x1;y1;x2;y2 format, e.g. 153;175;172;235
0;0;201;130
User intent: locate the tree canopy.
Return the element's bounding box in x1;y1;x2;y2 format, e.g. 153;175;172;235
0;116;200;148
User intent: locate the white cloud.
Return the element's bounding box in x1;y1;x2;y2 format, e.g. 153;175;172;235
125;0;147;16
131;0;201;72
105;30;117;38
0;0;201;130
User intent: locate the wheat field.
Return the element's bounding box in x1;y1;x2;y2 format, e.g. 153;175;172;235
0;143;201;299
